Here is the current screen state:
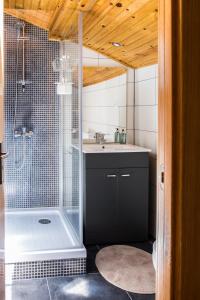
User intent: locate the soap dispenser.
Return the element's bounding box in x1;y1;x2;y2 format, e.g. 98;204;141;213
120;129;127;144
114;128;120;143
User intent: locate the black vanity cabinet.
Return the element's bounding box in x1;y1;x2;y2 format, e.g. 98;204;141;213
83;152;149;245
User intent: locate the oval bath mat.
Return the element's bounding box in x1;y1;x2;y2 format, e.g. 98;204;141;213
95;245;155;294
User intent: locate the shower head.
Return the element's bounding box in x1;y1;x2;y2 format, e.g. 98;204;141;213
16;21;29;40
16;21;25;29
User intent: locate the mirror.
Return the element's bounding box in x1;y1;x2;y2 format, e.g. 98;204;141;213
83;66;128;143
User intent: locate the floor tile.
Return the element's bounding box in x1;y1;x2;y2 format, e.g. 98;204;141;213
86;245;99;273
129;242;153;254
6;279;50;300
98;241;153;254
128;292;155;300
47;274;130;300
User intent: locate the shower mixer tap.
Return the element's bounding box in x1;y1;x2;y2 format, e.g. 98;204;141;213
17;79;32;93
14;127;34;138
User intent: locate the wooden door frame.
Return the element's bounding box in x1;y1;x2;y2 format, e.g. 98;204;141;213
156;0;172;299
157;0;200;299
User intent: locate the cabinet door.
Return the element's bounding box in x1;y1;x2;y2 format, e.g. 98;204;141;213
118;168;149;241
84;168;118;244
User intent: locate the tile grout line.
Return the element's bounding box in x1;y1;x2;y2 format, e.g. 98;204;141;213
46;278;52;300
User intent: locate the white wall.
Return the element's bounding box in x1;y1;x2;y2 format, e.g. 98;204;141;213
134;64;158;238
83;74;127;142
126;68;135;144
83;46;123;67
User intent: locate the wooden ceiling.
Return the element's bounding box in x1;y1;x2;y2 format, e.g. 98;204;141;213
4;0;158;68
83;66;127;86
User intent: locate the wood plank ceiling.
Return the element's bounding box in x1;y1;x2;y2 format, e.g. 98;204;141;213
4;0;158;68
83;66;127;86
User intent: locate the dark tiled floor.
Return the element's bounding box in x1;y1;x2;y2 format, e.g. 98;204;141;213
129;293;155;300
6;278;50;300
7;242;155;300
86;245;99;273
48;274;130;300
99;241;153;254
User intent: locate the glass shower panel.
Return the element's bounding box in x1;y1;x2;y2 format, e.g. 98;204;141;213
2;9;86;282
58;13;83;243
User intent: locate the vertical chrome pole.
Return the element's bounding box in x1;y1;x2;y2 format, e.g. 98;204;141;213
22;25;25;92
78;12;83;244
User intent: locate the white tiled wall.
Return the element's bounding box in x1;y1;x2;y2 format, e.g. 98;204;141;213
83;74;127;141
83;46;123;67
126;68;135;144
134;64;158;238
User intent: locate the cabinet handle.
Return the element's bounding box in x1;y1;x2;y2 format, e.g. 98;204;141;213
106;174;117;178
121;174;131;177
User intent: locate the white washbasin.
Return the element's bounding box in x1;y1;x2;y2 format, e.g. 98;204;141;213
82;144;151;153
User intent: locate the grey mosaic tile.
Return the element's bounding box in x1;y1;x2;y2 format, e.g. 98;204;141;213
4;15;60;209
6;258;86;280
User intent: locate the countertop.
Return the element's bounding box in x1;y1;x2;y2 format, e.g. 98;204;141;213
82;144;151;154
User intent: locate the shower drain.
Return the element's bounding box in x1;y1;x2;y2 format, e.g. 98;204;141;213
38;218;51;224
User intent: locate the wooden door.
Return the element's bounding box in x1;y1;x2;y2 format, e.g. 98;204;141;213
156;0;172;299
157;0;200;299
0;2;5;299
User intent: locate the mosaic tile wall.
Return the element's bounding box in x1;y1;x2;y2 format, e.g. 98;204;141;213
6;258;86;280
4;15;60;208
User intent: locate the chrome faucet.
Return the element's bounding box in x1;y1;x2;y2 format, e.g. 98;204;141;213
95;132;106;144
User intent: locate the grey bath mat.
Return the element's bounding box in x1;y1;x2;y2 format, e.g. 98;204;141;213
95;245;155;294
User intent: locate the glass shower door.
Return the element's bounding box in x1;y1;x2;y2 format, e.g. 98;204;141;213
58;13;83;245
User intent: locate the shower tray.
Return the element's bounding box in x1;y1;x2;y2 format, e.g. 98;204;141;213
4;209;86;281
5;208;86;263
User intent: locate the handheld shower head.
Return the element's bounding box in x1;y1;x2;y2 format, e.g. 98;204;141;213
16;21;25;39
16;21;25;28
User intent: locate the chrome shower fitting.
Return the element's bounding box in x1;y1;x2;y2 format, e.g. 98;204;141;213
16;22;29;41
14;127;34;138
16;21;31;93
16;21;25;36
13;23;32;170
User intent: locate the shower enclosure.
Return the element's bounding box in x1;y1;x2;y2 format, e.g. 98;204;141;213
3;11;86;280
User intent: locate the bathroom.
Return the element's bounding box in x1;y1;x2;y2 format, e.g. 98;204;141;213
0;1;158;300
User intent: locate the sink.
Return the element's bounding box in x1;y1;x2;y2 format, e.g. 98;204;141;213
82;144;151;153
